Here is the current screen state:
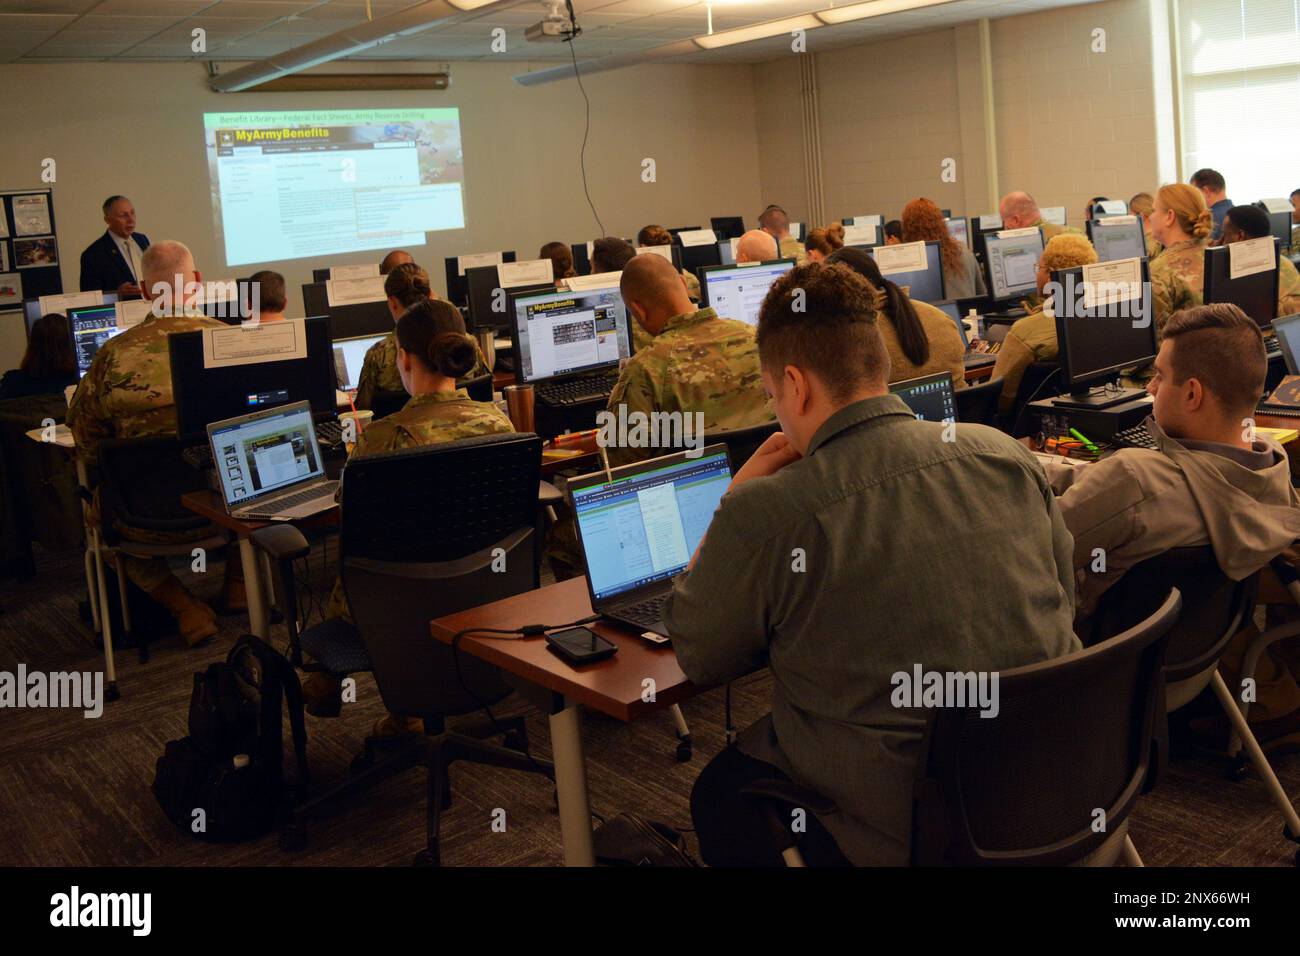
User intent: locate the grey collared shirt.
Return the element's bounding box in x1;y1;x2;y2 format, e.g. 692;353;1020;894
664;394;1080;864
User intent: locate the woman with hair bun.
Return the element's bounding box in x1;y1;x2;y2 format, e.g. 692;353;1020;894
804;222;845;262
1149;183;1214;333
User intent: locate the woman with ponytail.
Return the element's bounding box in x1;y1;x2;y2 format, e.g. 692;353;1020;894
827;246;966;390
804;222;845;262
1149;183;1214;333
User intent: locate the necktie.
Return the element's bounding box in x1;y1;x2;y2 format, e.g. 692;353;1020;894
122;238;138;281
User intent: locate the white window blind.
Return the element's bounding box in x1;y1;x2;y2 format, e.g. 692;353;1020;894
1179;0;1300;199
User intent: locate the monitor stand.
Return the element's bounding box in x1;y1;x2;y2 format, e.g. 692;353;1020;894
1051;387;1147;411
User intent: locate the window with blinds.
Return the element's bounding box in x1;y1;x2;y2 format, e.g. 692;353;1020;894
1179;0;1300;199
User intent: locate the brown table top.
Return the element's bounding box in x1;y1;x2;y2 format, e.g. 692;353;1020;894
181;489;339;539
429;576;700;722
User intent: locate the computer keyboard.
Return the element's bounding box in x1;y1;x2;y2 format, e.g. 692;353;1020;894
963;353;997;369
245;481;338;517
316;420;343;447
617;592;669;626
538;375;619;407
1111;423;1159;450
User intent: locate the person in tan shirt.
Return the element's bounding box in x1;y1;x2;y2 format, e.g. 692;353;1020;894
828;246;966;390
1001;191;1083;242
991;233;1100;413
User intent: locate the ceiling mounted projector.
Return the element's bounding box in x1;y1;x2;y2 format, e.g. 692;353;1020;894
525;0;578;42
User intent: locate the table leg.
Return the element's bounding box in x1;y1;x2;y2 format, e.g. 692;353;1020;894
548;700;595;867
239;537;268;639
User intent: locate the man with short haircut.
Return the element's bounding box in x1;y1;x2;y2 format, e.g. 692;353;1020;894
757;204;806;263
380;250;414;275
667;261;1078;866
1220;205;1300;317
999;191;1080;241
246;269;287;323
591;236;635;274
735;229;778;264
1190;168;1232;241
80;195;151;298
67;241;237;647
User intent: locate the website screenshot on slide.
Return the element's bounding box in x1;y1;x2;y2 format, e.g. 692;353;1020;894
204;108;466;267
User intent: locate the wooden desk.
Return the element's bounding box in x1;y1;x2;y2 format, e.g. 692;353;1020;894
964;362;995;384
429;577;702;866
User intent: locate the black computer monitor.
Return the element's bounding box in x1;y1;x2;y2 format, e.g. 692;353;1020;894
890;372;957;422
710;217;745;241
1254;202;1293;249
867;241;944;303
679;241;724;279
699;259;797;326
570;242;592;276
971;218;1003;268
26;293;118;338
945;217;969;249
932;300;970;347
983;229;1045;304
1271;313;1300;375
635;245;683;270
1203;241;1280;330
1086;217;1147;263
467;264;553;332
939;209;952;219
169;315;337;444
508;286;634;386
67;304;124;378
444;251;516;307
1050;260;1156;409
301;281;393;339
667;227;703;240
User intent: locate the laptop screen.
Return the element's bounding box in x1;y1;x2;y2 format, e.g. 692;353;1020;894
572;447;732;603
890;372;957;422
333;333;385;391
511;287;633;385
68;304;123;377
1272;313;1300;375
208;402;324;507
700;259;796;326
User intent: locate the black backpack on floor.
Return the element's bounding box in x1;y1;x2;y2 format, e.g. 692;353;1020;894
153;635;310;842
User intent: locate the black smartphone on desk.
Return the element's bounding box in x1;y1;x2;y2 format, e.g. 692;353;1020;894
546;627;617;666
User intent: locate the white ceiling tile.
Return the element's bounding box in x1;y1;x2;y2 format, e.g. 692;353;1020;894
0;0;95;12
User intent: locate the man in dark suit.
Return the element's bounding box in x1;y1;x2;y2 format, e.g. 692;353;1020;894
79;196;149;297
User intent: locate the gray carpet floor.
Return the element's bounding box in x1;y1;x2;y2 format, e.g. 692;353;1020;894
2;541;1298;867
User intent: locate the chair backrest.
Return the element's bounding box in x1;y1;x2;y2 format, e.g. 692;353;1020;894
1086;545;1260;685
338;432;543;720
911;589;1179;866
1009;361;1060;436
955;376;1002;428
96;435;213;535
368;388;409;421
705;418;780;471
459;371;494;404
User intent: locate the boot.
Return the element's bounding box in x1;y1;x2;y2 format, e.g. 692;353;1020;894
371;712;426;737
302;672;343;718
148;575;218;647
220;557;247;614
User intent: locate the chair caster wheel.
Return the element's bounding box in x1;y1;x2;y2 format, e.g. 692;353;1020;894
503;731;528;753
106;681;120;703
279;824;306;851
675;741;692;762
413;847;440;867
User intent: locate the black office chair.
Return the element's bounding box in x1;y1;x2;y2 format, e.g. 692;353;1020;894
740;590;1179;866
706;418;780;470
459;371;494;404
954;376;1003;428
258;433;552;865
1087;547;1300;862
96;435;231;670
367;388;409;420
1006;361;1060;436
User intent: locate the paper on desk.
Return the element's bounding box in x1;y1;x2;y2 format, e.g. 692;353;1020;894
499;258;554;288
330;263;379;280
25;424;74;448
872;241;928;275
325;276;386;307
677;229;717;247
202;317;307;369
39;290;102;316
1081;258;1142;310
115;298;153;328
1229;236;1276;281
458;251;503;276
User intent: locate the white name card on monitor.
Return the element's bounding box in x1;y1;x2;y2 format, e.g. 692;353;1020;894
789;222;803;237
997;227;1041;240
729;238;740;260
1228;236;1277;280
330;264;379;280
872;241;928;275
458;251;504;276
115;299;152;329
562;271;622;292
1099;215;1139;226
635;245;674;262
677;229;717;247
326;276;386;307
1097;200;1128;216
201;318;308;369
854;215;883;229
498;258;554;288
1041;206;1067;225
39;291;102;316
1261;198;1293;215
979;214;1004;230
842;222;877;246
1081;258;1142;310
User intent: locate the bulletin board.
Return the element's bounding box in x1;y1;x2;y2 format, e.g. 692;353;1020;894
0;187;62;315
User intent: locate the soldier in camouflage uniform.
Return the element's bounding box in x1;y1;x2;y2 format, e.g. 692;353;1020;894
1220;204;1300;318
1148;184;1215;335
66;240;234;646
354;262;490;409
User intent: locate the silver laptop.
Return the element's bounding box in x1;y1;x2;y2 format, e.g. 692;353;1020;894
206;401;338;521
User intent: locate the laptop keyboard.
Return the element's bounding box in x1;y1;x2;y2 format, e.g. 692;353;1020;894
538;374;618;407
1111;423;1159;450
243;481;337;516
616;592;669;626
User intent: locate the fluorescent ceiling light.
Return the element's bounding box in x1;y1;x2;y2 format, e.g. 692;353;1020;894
817;0;959;25
446;0;502;8
692;13;824;48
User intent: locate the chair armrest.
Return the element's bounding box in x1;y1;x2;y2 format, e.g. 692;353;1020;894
538;480;563;507
250;524;311;562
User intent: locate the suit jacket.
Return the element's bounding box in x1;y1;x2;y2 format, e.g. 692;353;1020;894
79;231;150;294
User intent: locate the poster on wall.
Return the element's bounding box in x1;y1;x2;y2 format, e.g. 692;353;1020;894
0;243;8;272
13;194;51;236
14;236;57;268
0;204;8;239
0;272;22;307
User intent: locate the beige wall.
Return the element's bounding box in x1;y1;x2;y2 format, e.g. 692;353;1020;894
0;58;762;366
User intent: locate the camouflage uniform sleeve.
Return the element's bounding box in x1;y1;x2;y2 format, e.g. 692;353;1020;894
1278;257;1300;318
350;418;400;459
605;359;657;467
354;342;382;410
1151;271;1189;337
66;352;114;465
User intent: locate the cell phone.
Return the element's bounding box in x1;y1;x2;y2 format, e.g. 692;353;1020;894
545;627;618;666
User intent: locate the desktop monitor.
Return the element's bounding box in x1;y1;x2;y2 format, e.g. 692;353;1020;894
667;227;703;240
984;229;1045;304
570;242;592;276
67;304;123;377
1050;260;1156;409
841;220;883;247
868;241;944;303
301;281;392;339
945;217;970;249
444;251;516;307
718;239;737;266
1041;206;1068;226
932;300;968;347
1271;313;1300;375
332;333;386;392
1254;202;1293;249
27;293;119;337
1203;242;1280;330
509;286;634;386
465;265;552;332
699;259;796;327
890;372;957;422
168;315;337;443
971;219;1003;269
710;217;746;241
679;241;723;279
1086;217;1147;263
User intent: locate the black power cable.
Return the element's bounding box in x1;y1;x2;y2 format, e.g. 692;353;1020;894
562;1;605;237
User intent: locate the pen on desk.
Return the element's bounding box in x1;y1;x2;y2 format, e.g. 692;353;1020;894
553;429;598;445
1068;427;1099;453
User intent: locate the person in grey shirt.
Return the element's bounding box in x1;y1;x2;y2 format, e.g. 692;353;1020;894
664;261;1080;866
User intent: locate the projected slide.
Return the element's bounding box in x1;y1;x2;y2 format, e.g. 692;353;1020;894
203;108;466;267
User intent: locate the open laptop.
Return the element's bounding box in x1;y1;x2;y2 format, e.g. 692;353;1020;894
207;401;338;521
932;299;996;370
890;372;958;422
332;332;386;392
570;445;732;637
